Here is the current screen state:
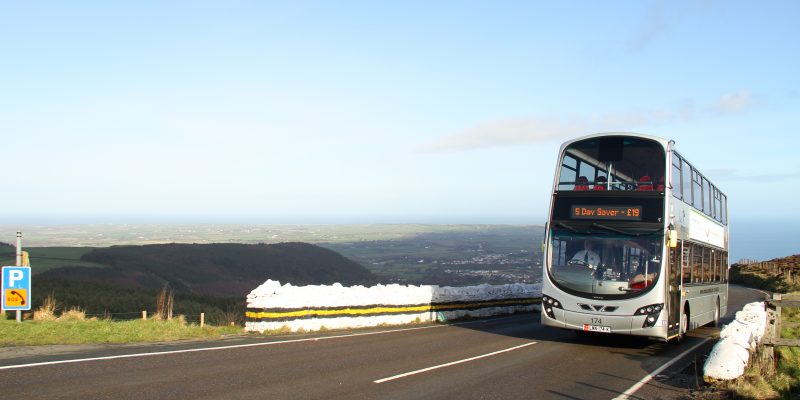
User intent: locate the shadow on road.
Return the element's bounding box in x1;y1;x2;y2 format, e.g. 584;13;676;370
446;312;717;398
448;312;655;350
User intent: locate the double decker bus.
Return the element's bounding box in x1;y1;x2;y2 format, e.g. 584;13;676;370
541;132;729;341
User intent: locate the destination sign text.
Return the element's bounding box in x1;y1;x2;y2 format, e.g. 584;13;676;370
570;205;642;221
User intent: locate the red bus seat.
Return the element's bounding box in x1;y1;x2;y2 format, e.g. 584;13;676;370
575;176;589;191
637;175;653;191
593;176;607;191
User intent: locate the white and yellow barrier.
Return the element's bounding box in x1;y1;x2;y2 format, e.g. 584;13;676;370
245;280;541;333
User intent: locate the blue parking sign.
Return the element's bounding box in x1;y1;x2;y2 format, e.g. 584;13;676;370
2;266;31;310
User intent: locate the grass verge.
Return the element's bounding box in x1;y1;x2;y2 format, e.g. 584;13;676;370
0;317;243;346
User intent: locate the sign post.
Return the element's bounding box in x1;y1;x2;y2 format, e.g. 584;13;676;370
2;231;30;322
2;266;31;320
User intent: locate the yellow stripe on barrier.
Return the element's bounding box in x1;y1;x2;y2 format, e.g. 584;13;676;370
432;298;540;311
246;305;432;319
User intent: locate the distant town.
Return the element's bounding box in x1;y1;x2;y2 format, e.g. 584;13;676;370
320;226;544;286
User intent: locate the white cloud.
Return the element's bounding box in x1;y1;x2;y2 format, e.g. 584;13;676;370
420;91;752;152
418;118;587;152
704;168;800;183
627;0;719;53
714;91;753;114
628;0;672;53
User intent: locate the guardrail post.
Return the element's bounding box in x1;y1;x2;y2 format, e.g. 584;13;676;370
142;310;147;321
764;294;800;347
774;293;782;336
200;312;205;328
761;295;779;375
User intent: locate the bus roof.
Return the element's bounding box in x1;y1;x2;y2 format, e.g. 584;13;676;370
557;132;671;154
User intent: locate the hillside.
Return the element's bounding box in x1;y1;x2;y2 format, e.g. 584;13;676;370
38;242;376;297
768;254;800;270
730;254;800;293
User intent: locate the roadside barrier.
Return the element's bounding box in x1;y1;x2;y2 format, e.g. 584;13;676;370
245;280;542;333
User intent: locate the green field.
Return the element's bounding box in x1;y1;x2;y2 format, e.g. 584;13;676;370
0;247;106;273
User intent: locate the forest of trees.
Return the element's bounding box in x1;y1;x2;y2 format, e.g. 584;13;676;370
43;242;376;296
10;242;376;322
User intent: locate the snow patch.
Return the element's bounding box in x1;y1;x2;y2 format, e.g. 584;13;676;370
704;301;768;380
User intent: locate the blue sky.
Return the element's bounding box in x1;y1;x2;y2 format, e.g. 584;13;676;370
1;1;798;259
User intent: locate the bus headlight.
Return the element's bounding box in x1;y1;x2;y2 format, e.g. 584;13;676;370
542;295;563;320
635;303;663;328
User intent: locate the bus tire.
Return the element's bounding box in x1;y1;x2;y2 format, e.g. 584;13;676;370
678;305;689;342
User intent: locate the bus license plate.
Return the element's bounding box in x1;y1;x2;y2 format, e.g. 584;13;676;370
583;324;611;333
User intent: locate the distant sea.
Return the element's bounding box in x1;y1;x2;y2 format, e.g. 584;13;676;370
729;218;800;262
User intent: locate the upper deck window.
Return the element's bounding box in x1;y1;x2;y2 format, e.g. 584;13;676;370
558;136;666;191
671;154;683;200
692;170;703;209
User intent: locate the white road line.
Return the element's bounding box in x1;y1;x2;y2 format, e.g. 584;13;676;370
612;338;710;400
0;316;525;371
0;325;446;371
753;289;771;297
373;342;537;384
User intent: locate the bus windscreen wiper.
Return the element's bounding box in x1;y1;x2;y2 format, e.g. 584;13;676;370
556;222;582;234
591;223;660;237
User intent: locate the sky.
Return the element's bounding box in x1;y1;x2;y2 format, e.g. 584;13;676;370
1;1;798;260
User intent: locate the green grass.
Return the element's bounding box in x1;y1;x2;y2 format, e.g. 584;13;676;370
773;305;800;397
0;317;242;346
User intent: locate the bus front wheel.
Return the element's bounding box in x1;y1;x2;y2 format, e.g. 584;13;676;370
678;306;689;342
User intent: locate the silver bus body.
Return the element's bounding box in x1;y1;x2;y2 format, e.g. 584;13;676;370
541;132;729;341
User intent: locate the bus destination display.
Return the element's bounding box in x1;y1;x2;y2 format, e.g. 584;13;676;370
570;205;642;221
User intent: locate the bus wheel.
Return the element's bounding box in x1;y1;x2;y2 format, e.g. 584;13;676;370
712;298;721;327
678;307;689;341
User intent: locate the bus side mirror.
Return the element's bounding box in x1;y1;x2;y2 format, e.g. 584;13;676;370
668;230;678;248
542;222;547;253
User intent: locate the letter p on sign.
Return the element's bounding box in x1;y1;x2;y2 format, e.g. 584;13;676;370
9;270;23;286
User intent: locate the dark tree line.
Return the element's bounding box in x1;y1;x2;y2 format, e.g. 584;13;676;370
29;276;243;324
77;242;376;291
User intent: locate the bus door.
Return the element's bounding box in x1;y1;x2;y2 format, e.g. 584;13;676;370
667;241;682;337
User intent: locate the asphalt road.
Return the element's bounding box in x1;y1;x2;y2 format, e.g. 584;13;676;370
0;285;765;400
